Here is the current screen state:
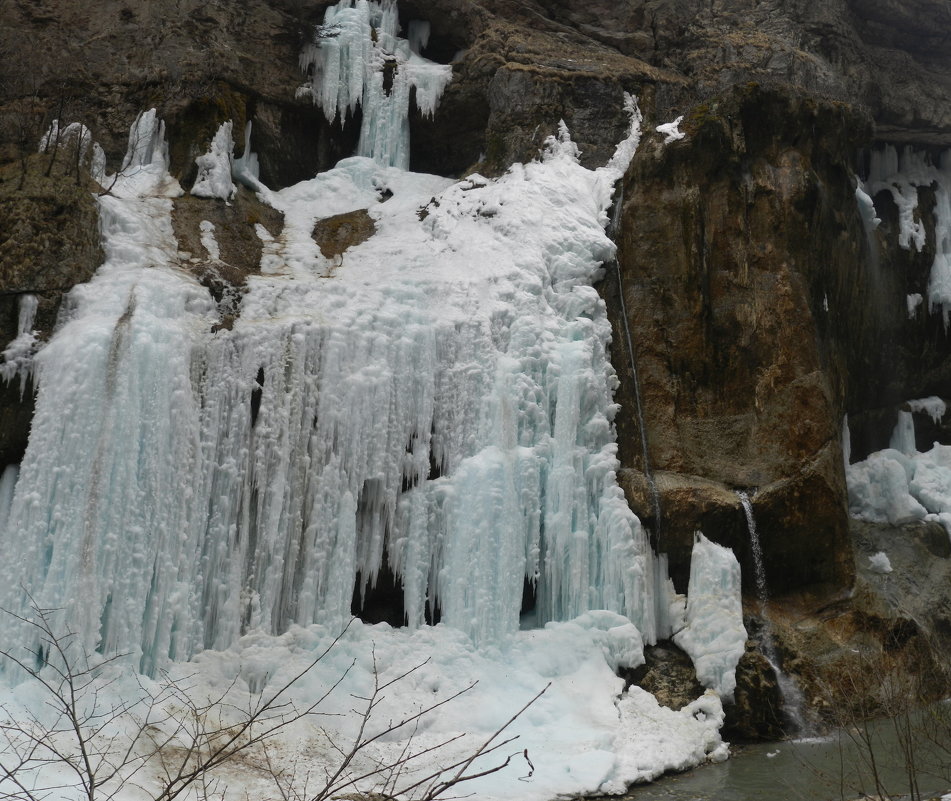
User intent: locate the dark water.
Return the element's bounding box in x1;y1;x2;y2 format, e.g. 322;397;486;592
619;713;950;801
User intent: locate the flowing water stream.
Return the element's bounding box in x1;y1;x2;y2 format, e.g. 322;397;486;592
617;708;950;801
737;490;808;732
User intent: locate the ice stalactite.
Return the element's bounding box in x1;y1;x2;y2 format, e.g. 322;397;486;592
866;146;951;327
0;294;39;392
298;0;453;169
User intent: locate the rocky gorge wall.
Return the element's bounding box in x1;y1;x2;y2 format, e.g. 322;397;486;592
4;0;951;736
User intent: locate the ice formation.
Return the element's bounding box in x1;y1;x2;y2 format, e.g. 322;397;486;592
868;551;893;574
191;121;237;200
0;93;668;678
866;146;951;326
846;407;951;536
232;121;261;190
0;293;39;392
908;292;924;317
672;533;747;699
299;0;453;169
656;116;685;144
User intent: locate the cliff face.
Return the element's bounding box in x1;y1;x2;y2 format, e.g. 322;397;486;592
2;0;951;729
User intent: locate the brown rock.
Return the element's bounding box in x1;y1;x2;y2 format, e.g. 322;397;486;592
619;468;745;592
611;84;861;593
0;156;104;465
626;641;706;711
172;186;283;285
312;209;376;261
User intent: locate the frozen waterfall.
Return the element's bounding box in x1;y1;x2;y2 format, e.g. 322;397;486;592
0;88;665;676
299;0;453;169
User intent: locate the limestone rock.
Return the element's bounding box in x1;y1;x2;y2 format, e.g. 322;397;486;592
612;84;861;592
313;209;376;261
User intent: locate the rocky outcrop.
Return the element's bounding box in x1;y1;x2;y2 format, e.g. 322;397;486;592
0;155;103;465
763;518;951;724
312;209;376;261
3;0;951;187
611;84;865;594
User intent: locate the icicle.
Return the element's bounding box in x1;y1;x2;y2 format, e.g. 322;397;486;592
232;121;262;191
299;0;452;169
407;20;430;53
866;146;951;328
0;465;18;533
889;409;917;455
0;294;39;393
0;98;661;675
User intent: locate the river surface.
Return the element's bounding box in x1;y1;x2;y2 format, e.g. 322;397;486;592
618;711;950;801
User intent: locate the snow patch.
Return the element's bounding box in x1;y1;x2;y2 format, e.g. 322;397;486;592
656;115;685;144
847;408;951;536
199;220;221;260
868;551;893;574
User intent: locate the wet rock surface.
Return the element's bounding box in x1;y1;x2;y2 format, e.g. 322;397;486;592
612;84;862;593
759;518;951;726
0;155;103;465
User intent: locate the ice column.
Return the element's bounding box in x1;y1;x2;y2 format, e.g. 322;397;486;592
672;533;747;699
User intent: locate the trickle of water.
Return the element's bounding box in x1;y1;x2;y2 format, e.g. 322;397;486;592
738;490;808;733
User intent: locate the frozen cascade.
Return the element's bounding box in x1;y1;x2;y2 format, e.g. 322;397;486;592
191;121;236;200
299;0;453;169
737;491;807;731
890;409;917;455
0;93;665;674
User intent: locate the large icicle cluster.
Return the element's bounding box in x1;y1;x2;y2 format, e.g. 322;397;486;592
299;0;453;169
0;103;663;673
866;146;951;326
